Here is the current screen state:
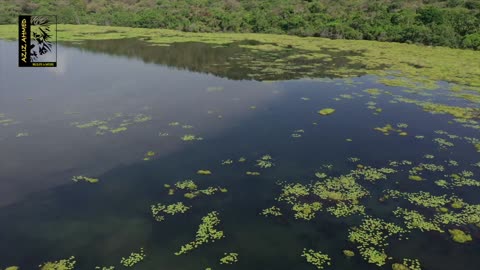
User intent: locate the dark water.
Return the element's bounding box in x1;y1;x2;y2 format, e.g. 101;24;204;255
0;39;479;270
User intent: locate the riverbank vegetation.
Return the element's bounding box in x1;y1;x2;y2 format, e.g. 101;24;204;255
1;0;479;49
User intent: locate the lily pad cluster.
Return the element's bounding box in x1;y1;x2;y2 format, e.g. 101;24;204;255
175;211;225;255
120;248;146;267
72;112;151;135
150;202;191;222
256;155;275;169
348;217;406;266
301;249;331;270
166;179;226;199
72;175;99;183
374;124;407;136
219;253;239;265
39;256;76;270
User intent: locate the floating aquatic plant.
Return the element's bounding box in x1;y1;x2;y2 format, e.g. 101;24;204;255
221;159;233;165
206;86;224;92
72;175;99;183
364;88;382;95
110;127;127;134
301;97;310;101
392;258;422;270
175;211;224;255
219;253;238;264
181;134;202;141
348;157;360;162
182;125;194;129
169;122;180;126
440;171;480;188
343;250;355;257
120;248;146;267
348;217;406;266
314;172;327;179
292;202;322;220
95;266;115;270
158;132;169;136
318;108;335;116
449;229;472;243
238;157;246;162
151;202;191;222
5;267;20;270
246;171;260;176
312;175;369;203
351;166;396;182
327;202;365;218
277;183;310;205
384;190;450;209
39;256;76;270
261;206;282;217
175;180;198;191
143;151;155;161
256;155;275;169
408;175;423;181
197;170;212;175
397;123;408;128
301;249;331;270
393;207;443;233
16;132;29;137
373;124;405;136
447;160;459;166
433;138;454;149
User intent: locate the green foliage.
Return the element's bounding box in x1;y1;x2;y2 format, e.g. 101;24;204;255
2;0;479;49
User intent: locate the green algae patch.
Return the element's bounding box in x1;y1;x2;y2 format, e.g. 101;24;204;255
39;256;76;270
301;249;331;270
175;211;224;255
448;229;472;243
197;170;212;175
120;248;146;267
219;253;239;265
150;202;191;222
72;175;99;183
318;108;335;116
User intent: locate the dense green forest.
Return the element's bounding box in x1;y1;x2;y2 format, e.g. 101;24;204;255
1;0;480;49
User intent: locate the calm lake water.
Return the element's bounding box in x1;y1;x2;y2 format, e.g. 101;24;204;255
0;39;479;270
